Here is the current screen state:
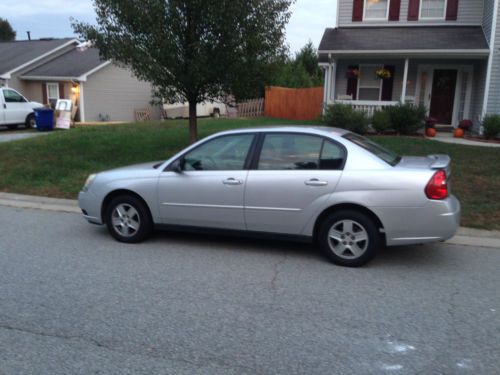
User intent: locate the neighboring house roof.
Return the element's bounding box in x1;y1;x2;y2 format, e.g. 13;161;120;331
21;47;111;81
0;38;78;78
318;26;489;59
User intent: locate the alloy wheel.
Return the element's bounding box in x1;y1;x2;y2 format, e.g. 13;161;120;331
328;219;369;259
111;203;141;238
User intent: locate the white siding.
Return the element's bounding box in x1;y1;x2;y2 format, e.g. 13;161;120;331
338;0;484;26
482;0;495;40
82;64;161;122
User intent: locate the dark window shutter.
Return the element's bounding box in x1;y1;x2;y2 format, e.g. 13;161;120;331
389;0;401;21
42;83;47;105
59;83;65;99
446;0;459;20
381;65;396;101
352;0;364;21
408;0;420;20
346;65;359;100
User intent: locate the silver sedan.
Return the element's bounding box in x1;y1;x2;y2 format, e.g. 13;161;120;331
78;127;460;267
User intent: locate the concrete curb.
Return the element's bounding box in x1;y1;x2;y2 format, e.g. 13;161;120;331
0;192;498;249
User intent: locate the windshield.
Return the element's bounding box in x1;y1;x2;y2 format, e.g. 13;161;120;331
343;133;401;166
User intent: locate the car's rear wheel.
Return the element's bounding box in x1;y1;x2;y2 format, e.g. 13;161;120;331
318;210;380;267
25;114;36;129
105;195;153;243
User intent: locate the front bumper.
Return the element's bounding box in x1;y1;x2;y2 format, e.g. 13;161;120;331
375;194;461;246
78;190;103;225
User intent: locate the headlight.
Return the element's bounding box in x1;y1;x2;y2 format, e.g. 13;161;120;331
82;174;97;192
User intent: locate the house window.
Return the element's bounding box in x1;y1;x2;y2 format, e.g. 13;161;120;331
420;0;447;19
358;65;381;101
47;82;60;108
364;0;389;20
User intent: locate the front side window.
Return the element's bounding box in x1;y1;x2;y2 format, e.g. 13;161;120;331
420;0;447;19
258;133;345;170
358;65;381;101
364;0;389;20
3;89;26;103
183;134;254;171
47;83;60;108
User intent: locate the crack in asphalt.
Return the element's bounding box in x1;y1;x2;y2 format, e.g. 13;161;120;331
0;323;261;373
270;252;288;300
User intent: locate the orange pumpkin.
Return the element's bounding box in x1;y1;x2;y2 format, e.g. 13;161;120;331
426;128;436;138
453;128;464;138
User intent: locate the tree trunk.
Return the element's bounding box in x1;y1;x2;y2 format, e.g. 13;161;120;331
188;99;198;144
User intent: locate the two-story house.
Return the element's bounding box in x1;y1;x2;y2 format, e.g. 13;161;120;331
319;0;499;130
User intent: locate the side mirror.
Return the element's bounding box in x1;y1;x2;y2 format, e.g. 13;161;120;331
170;158;184;173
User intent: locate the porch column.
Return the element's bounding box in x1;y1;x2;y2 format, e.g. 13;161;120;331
329;61;337;103
401;58;409;103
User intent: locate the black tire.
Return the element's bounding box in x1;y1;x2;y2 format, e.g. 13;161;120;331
7;124;18;130
317;210;380;267
25;114;36;129
105;195;153;243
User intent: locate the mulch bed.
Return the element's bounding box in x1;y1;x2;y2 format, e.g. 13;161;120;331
464;135;500;144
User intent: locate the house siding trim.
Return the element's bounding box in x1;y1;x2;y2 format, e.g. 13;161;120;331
482;0;499;117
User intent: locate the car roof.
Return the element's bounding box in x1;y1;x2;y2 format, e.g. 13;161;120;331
215;126;350;138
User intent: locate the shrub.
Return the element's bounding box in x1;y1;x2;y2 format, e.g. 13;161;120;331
371;110;391;134
323;104;368;134
482;115;500;139
385;103;426;135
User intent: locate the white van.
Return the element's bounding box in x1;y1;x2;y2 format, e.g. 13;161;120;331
0;88;42;129
163;100;227;119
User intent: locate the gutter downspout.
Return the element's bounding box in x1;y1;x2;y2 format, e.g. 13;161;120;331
482;0;499;124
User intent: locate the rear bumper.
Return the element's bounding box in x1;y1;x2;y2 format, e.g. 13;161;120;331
375;195;461;246
78;190;103;225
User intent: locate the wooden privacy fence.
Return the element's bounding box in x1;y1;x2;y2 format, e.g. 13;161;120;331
237;98;265;117
264;86;324;121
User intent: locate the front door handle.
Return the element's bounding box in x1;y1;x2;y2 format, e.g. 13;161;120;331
305;178;328;186
223;178;242;186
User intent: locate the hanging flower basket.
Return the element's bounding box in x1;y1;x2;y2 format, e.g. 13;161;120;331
375;67;392;80
346;68;359;79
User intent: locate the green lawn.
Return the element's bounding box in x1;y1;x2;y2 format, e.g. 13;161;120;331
0;118;499;230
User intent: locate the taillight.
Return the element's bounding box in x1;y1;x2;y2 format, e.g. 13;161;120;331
425;170;448;200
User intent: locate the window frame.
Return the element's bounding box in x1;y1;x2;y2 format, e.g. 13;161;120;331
363;0;391;21
251;132;347;171
46;82;60;106
357;64;383;101
419;0;448;20
166;133;258;172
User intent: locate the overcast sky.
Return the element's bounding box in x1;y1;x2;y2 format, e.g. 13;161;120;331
0;0;336;53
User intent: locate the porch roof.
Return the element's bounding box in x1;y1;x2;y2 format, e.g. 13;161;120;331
318;26;489;60
20;47;108;82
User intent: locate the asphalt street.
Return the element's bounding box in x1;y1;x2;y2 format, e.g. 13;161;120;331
0;206;498;374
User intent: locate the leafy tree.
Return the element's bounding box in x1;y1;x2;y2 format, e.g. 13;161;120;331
267;41;323;88
73;0;294;143
0;18;16;41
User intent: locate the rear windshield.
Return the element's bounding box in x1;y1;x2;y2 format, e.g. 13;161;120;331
343;133;401;166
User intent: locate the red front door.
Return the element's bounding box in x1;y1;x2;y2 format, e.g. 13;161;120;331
429;69;458;125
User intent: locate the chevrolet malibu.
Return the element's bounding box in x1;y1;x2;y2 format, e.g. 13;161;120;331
79;127;460;267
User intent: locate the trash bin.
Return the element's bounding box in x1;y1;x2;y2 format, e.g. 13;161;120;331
34;108;54;131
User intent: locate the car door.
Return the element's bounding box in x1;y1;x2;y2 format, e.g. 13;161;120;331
158;133;256;230
2;88;29;124
245;132;345;235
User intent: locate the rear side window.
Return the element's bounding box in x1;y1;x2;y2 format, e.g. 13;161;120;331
257;133;345;170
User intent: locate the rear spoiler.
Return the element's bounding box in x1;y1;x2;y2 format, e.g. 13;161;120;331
428;154;451;175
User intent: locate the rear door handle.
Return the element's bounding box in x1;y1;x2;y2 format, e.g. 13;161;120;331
305;178;328;186
223;178;242;186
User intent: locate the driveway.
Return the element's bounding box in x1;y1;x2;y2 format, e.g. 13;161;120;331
0;130;49;143
0;206;498;374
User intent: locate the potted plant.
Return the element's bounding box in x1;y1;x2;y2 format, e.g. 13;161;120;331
425;116;437;137
457;119;473;136
375;67;391;80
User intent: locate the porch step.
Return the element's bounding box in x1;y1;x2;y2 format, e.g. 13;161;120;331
435;124;454;133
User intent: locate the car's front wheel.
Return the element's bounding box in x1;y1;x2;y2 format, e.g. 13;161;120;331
26;114;36;129
318;210;380;267
105;195;153;243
